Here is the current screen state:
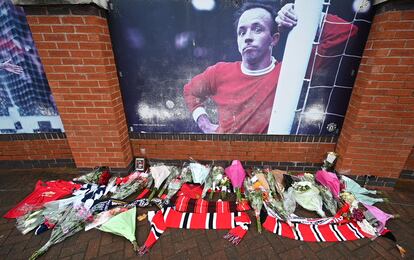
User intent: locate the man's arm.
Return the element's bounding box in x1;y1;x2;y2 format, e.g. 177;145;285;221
275;4;358;54
183;66;218;133
317;14;359;55
0;59;23;74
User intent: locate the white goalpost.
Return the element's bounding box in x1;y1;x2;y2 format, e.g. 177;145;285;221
267;0;324;134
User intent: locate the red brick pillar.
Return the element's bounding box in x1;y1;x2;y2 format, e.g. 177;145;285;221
335;3;414;180
24;5;133;170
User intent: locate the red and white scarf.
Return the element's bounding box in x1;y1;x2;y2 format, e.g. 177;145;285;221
263;215;371;242
138;207;251;255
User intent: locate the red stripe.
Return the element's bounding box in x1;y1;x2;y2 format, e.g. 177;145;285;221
165;209;184;228
215;212;232;229
277;220;294;239
263;216;277;232
144;231;158;249
315;225;339;241
189;213;208;229
297;224;317;242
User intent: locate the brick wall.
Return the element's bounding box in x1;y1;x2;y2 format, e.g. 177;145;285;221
24;5;133;170
404;148;414;170
401;147;414;179
0;133;75;169
130;134;336;172
132;139;334;162
335;3;414;179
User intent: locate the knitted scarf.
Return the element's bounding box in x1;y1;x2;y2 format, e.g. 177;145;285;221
263;215;370;242
138;207;251;255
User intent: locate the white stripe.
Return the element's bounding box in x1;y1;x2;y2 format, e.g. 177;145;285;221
205;213;210;229
186;213;193;229
179;212;186;229
335;225;346;241
231;212;235;229
310;225;321;242
294;223;303;241
329;224;342;241
332;224;345;241
278;221;282;236
346;223;359;239
315;225;326;242
293;224;298;240
163;207;171;222
213;213;217;229
349;223;364;239
297;225;303;241
273;218;278;234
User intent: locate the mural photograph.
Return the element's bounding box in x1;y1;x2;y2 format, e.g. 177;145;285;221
109;0;374;135
0;0;64;134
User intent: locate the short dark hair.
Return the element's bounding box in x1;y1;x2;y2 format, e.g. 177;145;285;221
234;2;279;35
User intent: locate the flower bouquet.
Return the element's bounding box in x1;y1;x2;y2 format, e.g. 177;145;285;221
16;208;45;235
225;160;246;202
164;165;193;199
315;170;340;199
148;165;171;201
110;171;150;200
29;205;92;260
97;207;139;252
73;166;111;185
189;161;210;184
263;170;290;221
209;166;224;199
244;170;270;233
245;184;263;233
268;169;287;200
292;181;326;217
201;169;213;199
317;185;337;216
157;166;180;197
219;175;231;199
85;206;128;231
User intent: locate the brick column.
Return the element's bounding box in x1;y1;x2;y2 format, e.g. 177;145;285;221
24;5;133;170
335;3;414;179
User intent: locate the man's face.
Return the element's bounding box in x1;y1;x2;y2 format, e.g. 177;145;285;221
237;8;278;68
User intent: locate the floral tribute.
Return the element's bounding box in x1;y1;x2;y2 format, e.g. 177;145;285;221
5;153;406;258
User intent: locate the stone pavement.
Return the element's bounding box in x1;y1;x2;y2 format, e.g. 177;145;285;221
0;169;413;260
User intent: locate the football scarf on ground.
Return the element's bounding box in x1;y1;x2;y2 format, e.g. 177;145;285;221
172;195;251;213
138;207;251;255
263;215;371;242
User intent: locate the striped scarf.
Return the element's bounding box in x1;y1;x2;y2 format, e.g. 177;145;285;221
138;207;251;255
263;215;370;242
